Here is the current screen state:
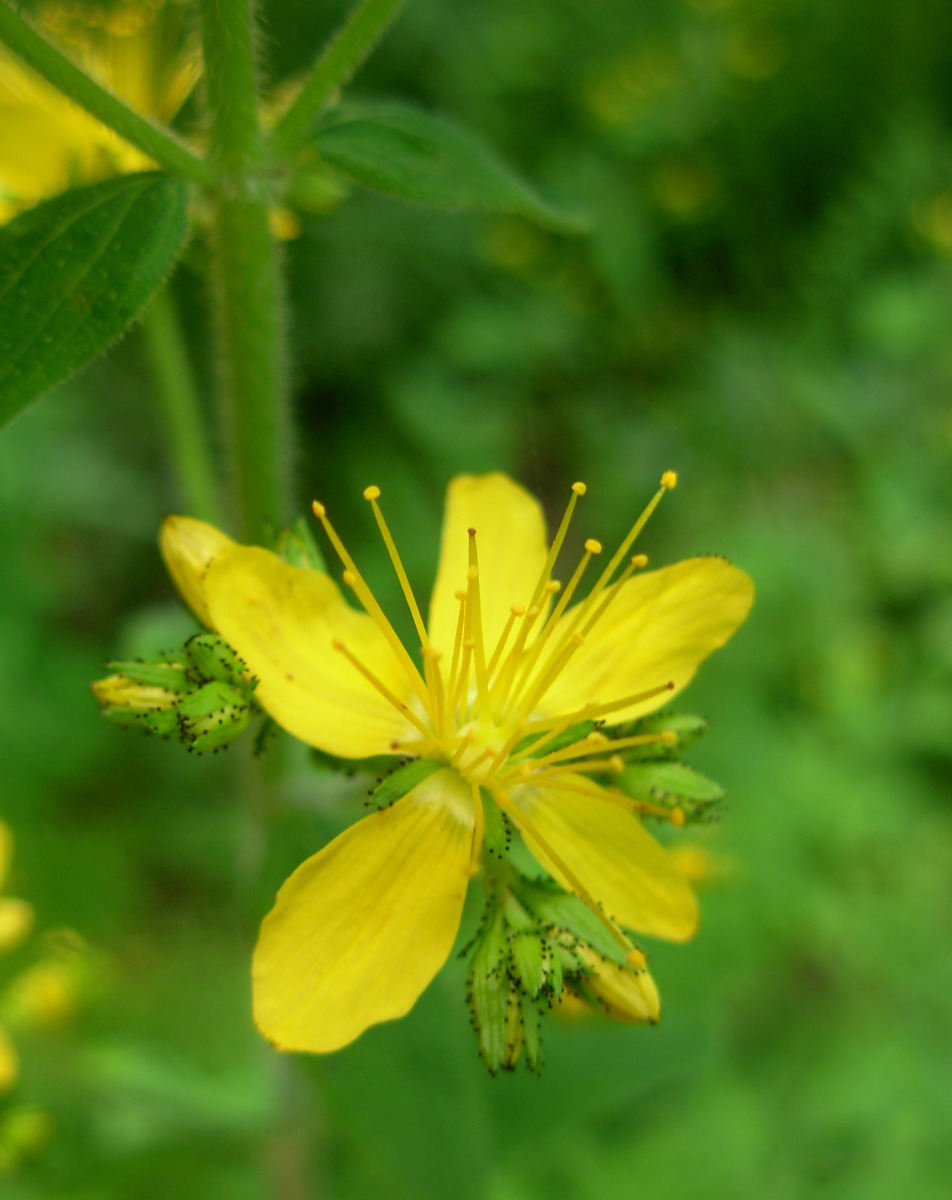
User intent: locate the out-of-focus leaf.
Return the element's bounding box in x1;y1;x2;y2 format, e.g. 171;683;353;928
0;173;188;426
313;103;586;232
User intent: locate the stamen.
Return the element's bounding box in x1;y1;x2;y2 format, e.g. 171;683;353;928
505;631;586;721
450;730;476;768
313;500;429;707
503;537;603;709
520;680;675;731
486;604;525;678
331;639;432;738
489;604;543;712
364;485;431;651
492;786;638;960
466;532;492;722
444;590;468;712
422;647;446;735
525;481;587;613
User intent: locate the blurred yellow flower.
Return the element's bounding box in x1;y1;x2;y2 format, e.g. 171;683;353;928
0;823;34;1093
0;0;200;222
161;472;753;1053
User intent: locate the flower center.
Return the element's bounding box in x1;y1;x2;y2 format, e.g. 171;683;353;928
311;473;680;788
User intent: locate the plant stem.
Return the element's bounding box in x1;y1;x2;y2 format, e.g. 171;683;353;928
141;287;225;525
270;0;405;162
197;0;292;541
0;0;214;187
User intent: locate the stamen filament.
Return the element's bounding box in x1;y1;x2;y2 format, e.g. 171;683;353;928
505;631;586;721
444;590;468;712
526;481;586;613
486;605;525;678
313;502;429;706
489;604;543;713
466;532;492;723
331;639;432;738
504;538;602;706
364;486;431;651
521;680;675;731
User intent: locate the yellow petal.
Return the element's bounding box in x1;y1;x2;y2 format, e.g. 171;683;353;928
0;1022;17;1092
428;474;549;659
507;777;699;941
575;946;661;1022
204;546;418;758
160;516;235;627
253;769;474;1052
0;899;34;954
535;557;754;724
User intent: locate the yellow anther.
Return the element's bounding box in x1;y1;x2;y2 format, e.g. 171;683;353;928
331;638;345;651
455;589;467;601
670;807;686;827
588;731;609;746
312;500;326;518
631;554;648;568
342;569;357;587
584;538;603;554
626;947;647;969
609;755;624;772
422;647;443;662
572;482;587;495
510;604;526;616
363;485;381;501
660;731;678;744
545;580;561;595
660;470;678;490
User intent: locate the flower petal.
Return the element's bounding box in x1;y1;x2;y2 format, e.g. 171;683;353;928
535;557;754;725
253;769;474;1052
0;898;34;954
160;516;235;628
204;546;417;758
574;947;661;1022
507;777;698;941
428;474;549;660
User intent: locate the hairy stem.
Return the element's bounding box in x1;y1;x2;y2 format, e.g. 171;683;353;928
197;0;293;540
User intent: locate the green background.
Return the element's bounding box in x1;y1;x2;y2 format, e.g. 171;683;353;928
2;0;952;1195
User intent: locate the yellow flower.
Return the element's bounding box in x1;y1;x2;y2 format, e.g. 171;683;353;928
0;823;34;1093
161;472;753;1053
0;0;200;222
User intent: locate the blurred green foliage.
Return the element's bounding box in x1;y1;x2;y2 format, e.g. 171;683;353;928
2;0;952;1195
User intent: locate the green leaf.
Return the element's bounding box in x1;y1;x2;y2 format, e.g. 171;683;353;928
0;173;188;426
313;103;586;232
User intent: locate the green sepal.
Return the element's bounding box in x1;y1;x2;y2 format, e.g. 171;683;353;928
467;908;511;1075
510;876;632;968
104;658;191;693
512;720;597;759
511;932;546;999
139;707;183;738
276;517;327;571
369;758;442;808
176;681;254;754
184;633;251;688
614;712;709;759
618;761;724;803
480;790;509;860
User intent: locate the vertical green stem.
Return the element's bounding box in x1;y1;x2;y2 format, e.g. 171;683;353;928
142;287;225;525
197;0;292;542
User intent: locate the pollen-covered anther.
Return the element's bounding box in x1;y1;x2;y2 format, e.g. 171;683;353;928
584;538;603;555
572;482;587;496
545;580;561;595
342;569;357;588
660;731;678;744
510;604;526;616
608;755;624;773
362;485;381;501
670;807;686;827
631;554;648;569
660;470;678;490
311;500;326;518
